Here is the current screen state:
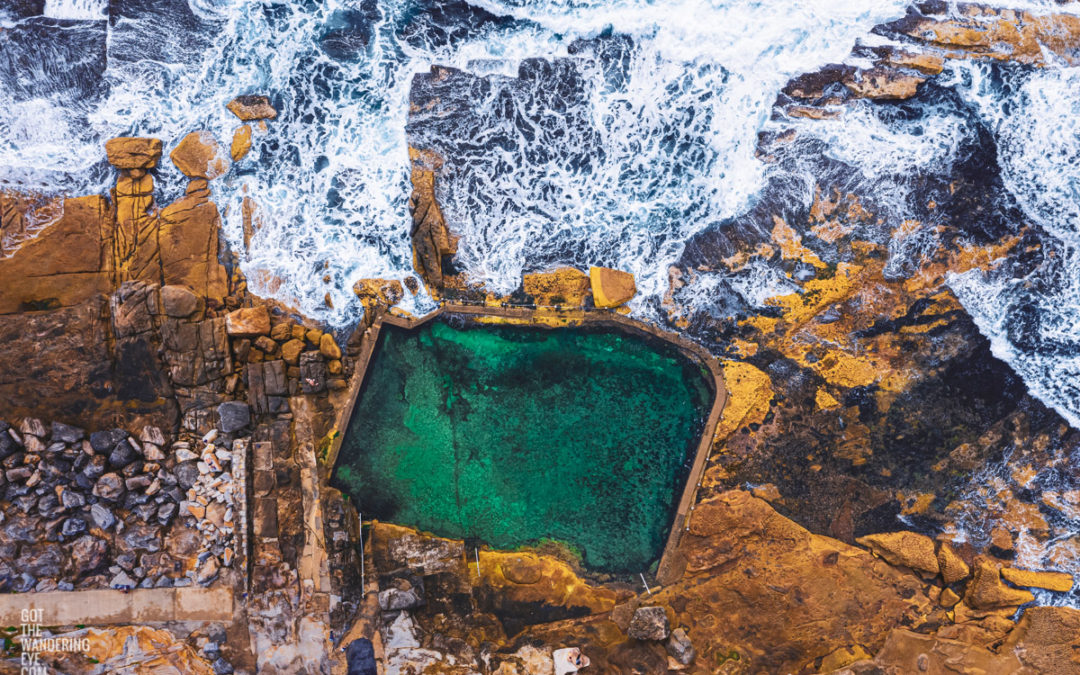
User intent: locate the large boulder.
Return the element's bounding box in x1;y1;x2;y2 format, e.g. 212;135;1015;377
105;137;163;169
628;606;670;641
1000;567;1074;593
523;267;590;307
937;542;970;583
170;131;231;180
589;266;636;308
217;401;251;433
227;95;278;121
225;306;271;337
965;559;1035;609
856;531;939;575
161;285;200;318
50;421;85;444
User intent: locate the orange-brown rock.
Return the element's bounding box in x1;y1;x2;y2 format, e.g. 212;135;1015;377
231;124;253;161
589;266;636;308
965;558;1035;610
408;148;454;291
1004;606;1080;674
170;131;231;180
656;490;936;673
353;278;404;309
823;628;1025;675
157;192;229;301
0;195;112;314
40;626;215;674
899;7;1080;66
319;332;342;360
281;338;305;366
523;267;590;307
478;550;617;618
938;541;970;584
1000;567;1074;593
843;66;925;100
104;137;163;169
856;531;939;574
227;94;278;121
225;306;271;337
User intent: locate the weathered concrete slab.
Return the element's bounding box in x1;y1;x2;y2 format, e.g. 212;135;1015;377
0;587;233;626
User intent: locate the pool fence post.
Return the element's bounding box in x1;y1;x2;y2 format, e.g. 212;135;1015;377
474;548;481;577
359;512;365;595
640;573;652;595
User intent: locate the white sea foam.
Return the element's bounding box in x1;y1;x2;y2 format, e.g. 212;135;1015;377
43;0;107;20
0;0;911;324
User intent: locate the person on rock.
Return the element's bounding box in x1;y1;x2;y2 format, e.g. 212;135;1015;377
553;647;590;674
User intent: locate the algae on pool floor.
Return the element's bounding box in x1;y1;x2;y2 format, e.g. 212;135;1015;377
332;320;712;574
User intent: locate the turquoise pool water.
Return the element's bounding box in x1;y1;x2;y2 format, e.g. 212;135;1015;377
331;320;712;573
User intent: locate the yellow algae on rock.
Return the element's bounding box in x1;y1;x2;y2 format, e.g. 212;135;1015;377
1000;567;1074;593
523;267;590;307
937;542;970;584
713;360;773;442
771;214;825;268
230;124;252;161
812;386;838;408
965;559;1036;609
589;266;636;308
857;531;940;574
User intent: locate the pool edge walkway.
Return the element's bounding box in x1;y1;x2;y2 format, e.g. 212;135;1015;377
0;587;234;626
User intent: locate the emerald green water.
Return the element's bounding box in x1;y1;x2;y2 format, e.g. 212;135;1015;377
332;320;712;574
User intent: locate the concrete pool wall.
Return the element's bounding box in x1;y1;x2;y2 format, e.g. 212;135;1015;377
322;302;728;583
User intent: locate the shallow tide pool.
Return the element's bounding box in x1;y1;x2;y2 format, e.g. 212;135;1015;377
332;320;712;573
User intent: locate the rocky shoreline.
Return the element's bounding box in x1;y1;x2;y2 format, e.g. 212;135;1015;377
2;2;1080;674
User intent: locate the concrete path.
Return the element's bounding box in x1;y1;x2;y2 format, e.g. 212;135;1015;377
0;587;233;626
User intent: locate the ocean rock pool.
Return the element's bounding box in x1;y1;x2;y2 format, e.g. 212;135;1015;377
331;319;712;574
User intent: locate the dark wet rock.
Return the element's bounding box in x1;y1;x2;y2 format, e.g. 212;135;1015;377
217;401;250;433
109;438;138;468
134;502;159;522
120;522;162;553
12;573;36;593
17;543;64;578
50;421;85;443
83;453;107;479
125;474;152;491
196;554;219;586
212;657;235;675
90;428;127;453
378;576;425;611
70;535;107;577
60;488;86;510
0;430;17;460
91;503;116;530
628;606;670;641
61;517;88;538
175;461;200;489
300;351;327;394
666;628;695;665
5;466;32;483
110;571;136;589
157;502;178;525
36;492;59;516
92;472;125;502
74;472;95;491
120;460;144;478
